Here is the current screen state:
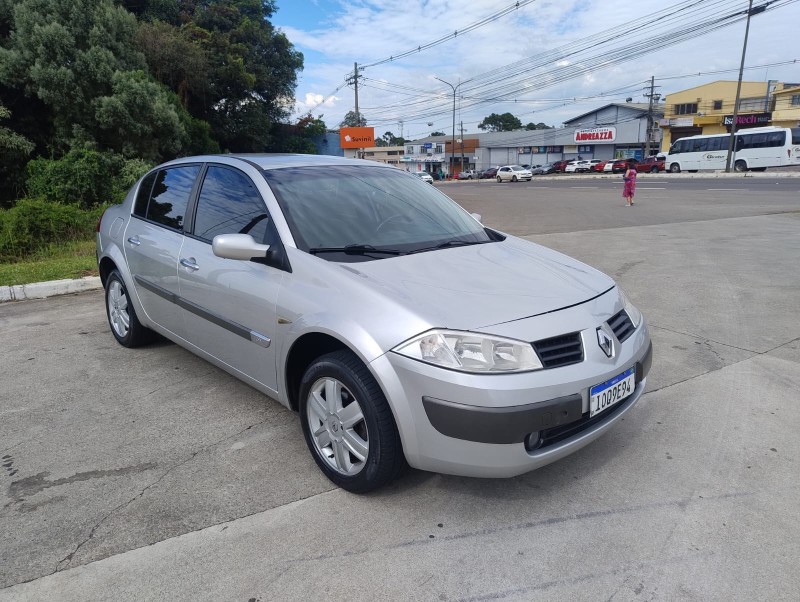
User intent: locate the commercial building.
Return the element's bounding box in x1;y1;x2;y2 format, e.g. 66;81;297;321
405;103;663;174
659;80;800;152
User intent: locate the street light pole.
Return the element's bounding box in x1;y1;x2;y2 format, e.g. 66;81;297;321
435;77;463;178
725;0;759;173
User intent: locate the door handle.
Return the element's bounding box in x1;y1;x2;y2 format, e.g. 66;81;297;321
180;258;200;271
127;236;141;246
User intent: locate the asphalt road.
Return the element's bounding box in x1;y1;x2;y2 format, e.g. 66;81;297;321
1;179;799;601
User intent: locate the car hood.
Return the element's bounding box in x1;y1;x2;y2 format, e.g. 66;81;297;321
339;235;614;330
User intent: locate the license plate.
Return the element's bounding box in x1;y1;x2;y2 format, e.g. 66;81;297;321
590;367;635;418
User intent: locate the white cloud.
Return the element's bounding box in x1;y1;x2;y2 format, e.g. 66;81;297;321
277;0;800;138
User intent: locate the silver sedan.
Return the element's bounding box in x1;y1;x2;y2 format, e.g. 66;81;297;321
96;154;652;492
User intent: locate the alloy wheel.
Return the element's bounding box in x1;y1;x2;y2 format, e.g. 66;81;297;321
108;280;130;339
306;377;369;476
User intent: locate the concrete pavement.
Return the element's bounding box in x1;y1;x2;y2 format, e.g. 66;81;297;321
1;186;799;601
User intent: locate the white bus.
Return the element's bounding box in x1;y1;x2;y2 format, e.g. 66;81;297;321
664;126;800;173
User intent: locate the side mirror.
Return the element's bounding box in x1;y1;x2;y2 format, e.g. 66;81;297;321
471;213;482;223
212;234;270;261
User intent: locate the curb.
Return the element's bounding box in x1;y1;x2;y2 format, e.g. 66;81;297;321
0;276;102;303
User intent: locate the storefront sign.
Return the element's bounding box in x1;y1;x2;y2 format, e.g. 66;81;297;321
722;112;772;127
573;126;616;143
662;117;695;127
340;127;375;148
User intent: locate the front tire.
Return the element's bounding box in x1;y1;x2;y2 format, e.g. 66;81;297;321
734;160;747;173
650;167;659;173
299;350;404;493
496;176;502;183
511;175;518;182
105;269;155;348
670;163;681;173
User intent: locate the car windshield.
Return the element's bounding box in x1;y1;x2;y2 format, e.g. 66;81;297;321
510;165;525;171
263;165;494;262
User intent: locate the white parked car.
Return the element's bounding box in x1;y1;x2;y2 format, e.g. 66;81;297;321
496;165;533;182
564;160;589;173
414;171;434;183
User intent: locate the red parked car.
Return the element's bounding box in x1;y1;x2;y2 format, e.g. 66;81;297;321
552;160;570;173
634;155;666;173
592;160;609;172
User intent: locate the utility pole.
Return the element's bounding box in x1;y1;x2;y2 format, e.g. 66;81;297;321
459;121;466;171
434;77;464;178
353;62;360;125
725;0;763;172
644;76;657;158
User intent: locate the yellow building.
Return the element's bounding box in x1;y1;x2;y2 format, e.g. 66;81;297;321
771;85;800;128
660;80;778;152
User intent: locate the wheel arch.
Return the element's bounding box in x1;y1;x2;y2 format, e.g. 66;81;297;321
285;332;365;413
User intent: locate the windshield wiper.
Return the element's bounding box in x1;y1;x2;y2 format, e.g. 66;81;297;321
308;244;402;256
407;239;490;255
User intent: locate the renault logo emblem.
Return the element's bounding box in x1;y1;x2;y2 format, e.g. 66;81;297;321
597;328;614;358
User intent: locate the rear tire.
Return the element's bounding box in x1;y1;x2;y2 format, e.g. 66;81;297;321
299;350;405;493
105;269;155;348
669;163;681;173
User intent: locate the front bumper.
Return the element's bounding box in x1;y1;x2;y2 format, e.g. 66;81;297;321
370;295;652;478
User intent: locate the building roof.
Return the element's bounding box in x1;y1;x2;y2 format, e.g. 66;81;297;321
773;85;800;96
563;103;657;125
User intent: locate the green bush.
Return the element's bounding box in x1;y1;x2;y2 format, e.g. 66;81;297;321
0;198;104;261
26;148;152;209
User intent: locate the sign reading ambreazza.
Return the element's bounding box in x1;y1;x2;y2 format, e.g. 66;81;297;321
573;126;616;143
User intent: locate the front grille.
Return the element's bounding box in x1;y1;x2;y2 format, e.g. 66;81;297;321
608;309;635;343
532;332;583;369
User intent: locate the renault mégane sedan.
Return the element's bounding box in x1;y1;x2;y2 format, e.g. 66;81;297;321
97;154;652;492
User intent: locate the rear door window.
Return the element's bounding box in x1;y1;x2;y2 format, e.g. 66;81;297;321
145;166;200;230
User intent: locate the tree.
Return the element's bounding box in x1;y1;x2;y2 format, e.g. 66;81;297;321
0;104;35;202
0;0;189;160
181;0;304;151
478;113;522;132
381;131;405;147
339;111;367;128
430;131;445;137
525;122;553;130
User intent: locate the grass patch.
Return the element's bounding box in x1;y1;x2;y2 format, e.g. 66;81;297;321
0;239;98;286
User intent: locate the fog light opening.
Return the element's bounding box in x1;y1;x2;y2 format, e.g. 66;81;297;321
524;431;541;452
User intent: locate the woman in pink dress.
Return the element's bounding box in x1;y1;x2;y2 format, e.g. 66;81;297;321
622;161;637;206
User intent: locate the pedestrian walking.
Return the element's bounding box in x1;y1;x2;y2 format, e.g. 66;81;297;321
622;160;637;206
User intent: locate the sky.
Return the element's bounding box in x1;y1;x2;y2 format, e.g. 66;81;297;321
273;0;800;140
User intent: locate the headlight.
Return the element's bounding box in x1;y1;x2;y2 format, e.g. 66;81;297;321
393;329;543;373
618;288;642;328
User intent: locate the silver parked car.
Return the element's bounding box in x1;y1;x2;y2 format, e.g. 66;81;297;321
97;154;652;492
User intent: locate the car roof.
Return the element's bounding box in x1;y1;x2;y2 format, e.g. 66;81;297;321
158;153;394;172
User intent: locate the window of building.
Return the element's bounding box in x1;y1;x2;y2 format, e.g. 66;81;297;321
193;166;274;245
674;103;698;115
791;94;800;106
737;97;767;112
713;100;723;110
577;145;594;153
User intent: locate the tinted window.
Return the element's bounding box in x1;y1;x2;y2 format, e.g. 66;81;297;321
194;166;272;244
792;129;800;145
691;138;708;152
134;172;156;217
146;166;200;230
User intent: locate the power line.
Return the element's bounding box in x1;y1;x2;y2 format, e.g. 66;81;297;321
359;0;538;70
